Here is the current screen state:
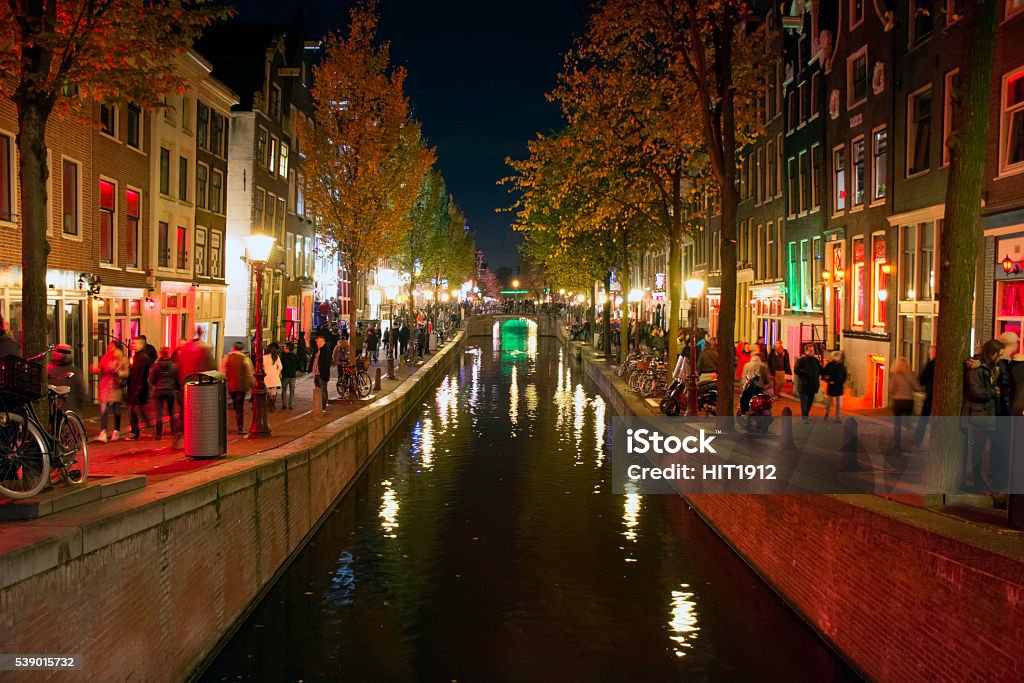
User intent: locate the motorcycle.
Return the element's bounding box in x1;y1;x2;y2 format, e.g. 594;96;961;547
660;377;717;417
736;376;773;433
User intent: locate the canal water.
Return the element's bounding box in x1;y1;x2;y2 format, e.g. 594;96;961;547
202;319;856;682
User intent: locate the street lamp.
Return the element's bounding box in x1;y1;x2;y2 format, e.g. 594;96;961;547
246;233;276;439
684;278;705;416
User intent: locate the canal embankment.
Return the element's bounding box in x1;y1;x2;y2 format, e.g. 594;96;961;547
557;318;1024;683
0;330;467;683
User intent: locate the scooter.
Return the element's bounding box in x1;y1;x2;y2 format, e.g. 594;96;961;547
660;377;718;416
736;376;773;433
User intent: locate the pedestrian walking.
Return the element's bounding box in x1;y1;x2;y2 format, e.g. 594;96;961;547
125;337;153;441
740;352;771;414
696;340;719;381
889;357;921;452
279;342;299;410
91;341;128;442
220;341;254;434
149;347;180;443
735;341;751;380
399;322;410;358
308;333;331;417
47;344;87;412
793;344;822;423
263;343;283;411
767;340;791;396
138;335;157;365
962;339;1004;491
820;351;847;423
913;345;937;446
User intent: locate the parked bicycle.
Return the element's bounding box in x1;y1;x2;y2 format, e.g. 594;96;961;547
336;358;372;399
0;345;89;500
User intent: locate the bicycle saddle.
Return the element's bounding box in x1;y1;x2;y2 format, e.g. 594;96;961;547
48;385;71;395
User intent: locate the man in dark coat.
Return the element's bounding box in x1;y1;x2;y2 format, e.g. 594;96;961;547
47;343;87;412
125;337;153;440
398;322;410;358
793;344;822;423
308;333;332;417
0;315;19;357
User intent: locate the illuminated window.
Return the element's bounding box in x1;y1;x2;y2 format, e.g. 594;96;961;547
62;159;79;236
279;143;289;178
0;133;11;222
852;137;866;207
852;237;865;328
833;146;847;212
800;239;811;308
1000;68;1024;174
126;189;140;268
210;231;223;279
873;127;887;199
813;237;823;308
99;179;115;264
269;137;278;175
195;227;207;277
176;226;187;270
872;233;888;329
787;242;799;308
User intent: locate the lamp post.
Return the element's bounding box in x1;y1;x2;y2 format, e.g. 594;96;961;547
684;278;705;416
247;234;276;439
384;285;399;379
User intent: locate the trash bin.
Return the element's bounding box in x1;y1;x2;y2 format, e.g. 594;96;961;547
184;371;227;458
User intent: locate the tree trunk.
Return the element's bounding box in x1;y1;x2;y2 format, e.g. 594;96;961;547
924;0;996;490
619;260;631;364
667;173;683;364
15;95;54;358
603;271;612;357
586;287;596;346
349;265;359;366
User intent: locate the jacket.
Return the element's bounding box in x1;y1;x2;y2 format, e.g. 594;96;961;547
308;344;333;382
1011;359;1024;416
918;359;935;401
767;349;791;374
821;361;847;397
696;348;718;375
0;331;19;358
149;358;179;395
889;370;922;402
262;353;283;389
220;351;253;394
742;359;771;389
794;355;822;395
94;352;128;403
174;340;215;385
47;357;87;411
279;351;300;379
333;340;350;365
962;356;997;430
125;352;152;404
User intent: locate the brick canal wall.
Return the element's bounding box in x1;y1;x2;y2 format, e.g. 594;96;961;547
563;321;1024;683
0;332;466;683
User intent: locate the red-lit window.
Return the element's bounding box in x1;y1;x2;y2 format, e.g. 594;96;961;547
99;180;115;263
0;133;11;222
872;234;888;328
62;160;79;235
852;238;865;328
176;226;187;270
999;281;1024;318
126;189;140;268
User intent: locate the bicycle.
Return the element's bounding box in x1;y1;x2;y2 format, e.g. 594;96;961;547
335;359;372;399
0;345;89;500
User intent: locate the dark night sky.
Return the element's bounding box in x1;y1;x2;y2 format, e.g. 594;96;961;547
233;0;591;271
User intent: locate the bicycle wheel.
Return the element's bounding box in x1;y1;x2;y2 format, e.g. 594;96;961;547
355;371;372;398
0;411;50;500
336;375;348;399
56;411;89;486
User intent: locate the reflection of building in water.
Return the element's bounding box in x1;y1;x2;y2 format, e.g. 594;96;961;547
379;479;399;538
668;585;700;658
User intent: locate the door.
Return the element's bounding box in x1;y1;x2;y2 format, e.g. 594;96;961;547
871;356;886;409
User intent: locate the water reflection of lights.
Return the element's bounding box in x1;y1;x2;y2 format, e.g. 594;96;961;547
622;481;642;543
524;383;538;414
418;419;434;469
668;586;700;657
324;550;356;607
573;383;586;449
379;479;399;538
510;365;519;427
435;376;459;430
592;395;606;467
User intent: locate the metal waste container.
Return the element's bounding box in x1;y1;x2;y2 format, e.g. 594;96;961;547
184;371;227;458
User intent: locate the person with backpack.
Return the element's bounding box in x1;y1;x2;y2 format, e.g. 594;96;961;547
220;342;254;434
149;347;181;443
793;344;822;423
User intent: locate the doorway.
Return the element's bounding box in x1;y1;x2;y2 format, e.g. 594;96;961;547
869;355;886;409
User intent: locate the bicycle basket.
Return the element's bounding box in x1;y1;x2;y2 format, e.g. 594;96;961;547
636;359;650;372
360;356;371;371
0;355;43;403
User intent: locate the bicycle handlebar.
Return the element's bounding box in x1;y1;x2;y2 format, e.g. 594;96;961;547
25;344;55;362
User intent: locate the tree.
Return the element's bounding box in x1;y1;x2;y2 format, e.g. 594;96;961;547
923;0;998;490
298;1;434;365
396;168;447;305
422;199;475;294
0;0;228;357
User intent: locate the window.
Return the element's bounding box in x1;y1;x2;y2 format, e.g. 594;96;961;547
852;237;865;328
872;233;888;329
265;192;275;231
178;156;188;201
787;157;797;216
800;240;811;309
776;134;784;197
766;141;776;198
61;159;79;236
947;0;964;25
873;127;888;200
127;105;141;149
910;0;934;45
100;104;116;137
277;196;286;232
159;148;170;195
254;188;265;228
211;112;225;157
1000;68;1024;174
176;226;187;270
852;137;866;207
908;86;933;176
296;172;305;216
739;155;748;200
787;242;799;308
257;127;268;167
787;89;797;133
99;179;115;264
833;146;847;212
269;84;281;120
126;189;140;268
851;0;864;27
210;170;223;214
0;133;11;222
1009;0;1024;19
280;143;289;179
210;231;223;278
196;163;208;210
195;227;207;277
269;137;278;175
181;96;191;132
812;237;824;309
197;102;209;150
810;71;821;119
848;47;868;108
767;221;777;280
943;70;960;166
799;150;809;212
286;233;295;277
799;80;807;124
158;222;170;268
811;144;822;210
919;221;936;300
901;224;917;300
756;147;764;203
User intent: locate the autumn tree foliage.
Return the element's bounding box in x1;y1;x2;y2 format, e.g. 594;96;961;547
299;2;434;364
0;0;228;357
396;168;448;303
421;199;476;294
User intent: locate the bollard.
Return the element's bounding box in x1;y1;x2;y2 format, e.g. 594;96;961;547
387;355;396;380
780;406;796;451
840;417;860;471
374;367;382;391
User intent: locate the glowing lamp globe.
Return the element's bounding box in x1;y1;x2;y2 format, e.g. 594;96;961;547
684;278;704;300
246;234;276;263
